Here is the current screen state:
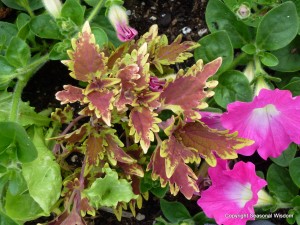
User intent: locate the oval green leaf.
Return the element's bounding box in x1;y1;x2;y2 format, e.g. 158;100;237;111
0;22;18;47
91;26;109;47
6;37;31;68
22;127;62;214
194;30;233;74
289;158;300;188
1;0;43;11
61;0;85;26
270;143;297;167
214;70;253;108
30;14;63;40
271;35;300;72
160;199;191;223
256;2;299;51
0;122;37;163
205;0;252;48
258;52;279;67
282;77;300;96
267;163;299;201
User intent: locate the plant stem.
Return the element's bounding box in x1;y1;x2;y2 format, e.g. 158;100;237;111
20;0;35;17
87;0;105;22
228;52;248;71
9;54;49;122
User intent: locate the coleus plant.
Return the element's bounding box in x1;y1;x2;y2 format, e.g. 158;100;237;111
52;22;253;223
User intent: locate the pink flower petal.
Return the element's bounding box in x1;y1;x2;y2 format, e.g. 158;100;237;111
221;89;300;159
197;159;267;225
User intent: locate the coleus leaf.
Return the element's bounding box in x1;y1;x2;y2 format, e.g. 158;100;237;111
104;133;136;166
129;107;161;153
114;44;151;111
51;105;74;124
85;133;105;173
152;34;200;73
174;121;254;167
84;89;115;126
147;147;199;199
55;85;84;104
83;167;138;208
159;58;222;120
62;22;107;82
114;64;140;111
54;124;90;143
84;129;137;174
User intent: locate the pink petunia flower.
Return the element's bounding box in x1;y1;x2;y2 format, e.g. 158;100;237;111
221;88;300;159
197;159;271;225
108;5;138;42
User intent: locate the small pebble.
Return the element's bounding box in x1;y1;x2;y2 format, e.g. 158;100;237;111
158;12;171;27
126;10;131;16
150;16;157;21
182;26;192;35
198;28;208;37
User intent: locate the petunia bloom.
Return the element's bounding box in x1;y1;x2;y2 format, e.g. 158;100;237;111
221;88;300;159
197;159;271;225
108;5;138;42
42;0;62;18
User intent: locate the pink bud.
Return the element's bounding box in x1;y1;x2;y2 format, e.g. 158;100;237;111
108;5;138;42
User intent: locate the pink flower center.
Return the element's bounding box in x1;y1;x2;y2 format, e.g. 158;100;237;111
250;104;280;128
225;182;253;208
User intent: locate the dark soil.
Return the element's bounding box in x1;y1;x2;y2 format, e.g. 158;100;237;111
23;0;207;224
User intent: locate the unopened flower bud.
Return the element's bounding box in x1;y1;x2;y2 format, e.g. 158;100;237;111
254;76;271;96
108;5;138;42
236;4;251;19
42;0;62;18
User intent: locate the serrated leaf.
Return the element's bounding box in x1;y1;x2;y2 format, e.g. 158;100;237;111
63;22;108;81
147;147;199;199
85;89;114;126
114;64;140;111
160;58;222;119
105;133;136;166
85;133;104;172
177;122;252;166
153;34;199;72
51;105;74;124
129;107;161;153
84;168;138;208
55;85;84;104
